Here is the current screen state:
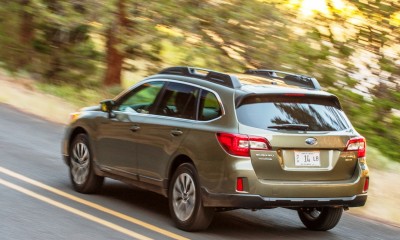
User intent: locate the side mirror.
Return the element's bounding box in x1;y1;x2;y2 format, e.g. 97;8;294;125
100;99;115;118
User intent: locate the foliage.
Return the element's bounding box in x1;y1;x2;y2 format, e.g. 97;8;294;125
333;88;400;162
0;0;100;87
0;0;400;162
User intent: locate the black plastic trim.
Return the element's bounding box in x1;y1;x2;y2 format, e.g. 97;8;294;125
159;66;242;89
201;187;367;209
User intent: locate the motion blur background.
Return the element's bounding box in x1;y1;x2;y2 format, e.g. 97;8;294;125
0;0;399;223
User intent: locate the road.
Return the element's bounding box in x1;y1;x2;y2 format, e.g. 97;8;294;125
0;103;398;240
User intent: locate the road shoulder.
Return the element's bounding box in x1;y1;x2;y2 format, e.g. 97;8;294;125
0;75;76;125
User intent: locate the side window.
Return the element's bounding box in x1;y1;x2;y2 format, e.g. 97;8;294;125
117;81;164;114
155;82;199;120
199;90;222;121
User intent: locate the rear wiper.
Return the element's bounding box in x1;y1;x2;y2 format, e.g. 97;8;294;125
267;124;309;131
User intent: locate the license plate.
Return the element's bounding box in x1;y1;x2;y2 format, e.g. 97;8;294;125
294;151;320;167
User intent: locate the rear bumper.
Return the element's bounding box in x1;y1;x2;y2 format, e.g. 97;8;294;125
201;187;367;208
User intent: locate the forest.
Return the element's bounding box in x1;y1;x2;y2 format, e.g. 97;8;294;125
0;0;399;162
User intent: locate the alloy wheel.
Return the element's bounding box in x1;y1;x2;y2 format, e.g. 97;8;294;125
70;141;90;185
172;173;196;221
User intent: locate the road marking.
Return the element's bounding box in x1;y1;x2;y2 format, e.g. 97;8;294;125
0;167;189;240
0;178;152;240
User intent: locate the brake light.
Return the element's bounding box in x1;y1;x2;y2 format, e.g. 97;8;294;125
345;137;366;158
216;133;271;157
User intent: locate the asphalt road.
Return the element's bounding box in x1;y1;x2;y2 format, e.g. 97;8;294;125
0;103;399;240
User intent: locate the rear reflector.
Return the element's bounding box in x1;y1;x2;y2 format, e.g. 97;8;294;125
236;177;244;192
363;177;369;193
345;137;366;158
216;133;271;157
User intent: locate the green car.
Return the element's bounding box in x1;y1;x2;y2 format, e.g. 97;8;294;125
62;66;368;231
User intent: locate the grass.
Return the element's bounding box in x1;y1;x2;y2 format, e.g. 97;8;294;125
366;146;400;172
32;69;147;110
34;83;123;108
32;63;150;109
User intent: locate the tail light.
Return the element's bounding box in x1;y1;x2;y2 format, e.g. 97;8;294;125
345;137;366;158
216;133;271;157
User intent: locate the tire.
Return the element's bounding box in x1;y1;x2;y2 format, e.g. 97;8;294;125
169;163;214;231
298;207;343;231
69;133;104;194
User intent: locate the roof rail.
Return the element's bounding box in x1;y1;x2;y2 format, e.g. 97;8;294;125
244;69;321;90
159;66;242;89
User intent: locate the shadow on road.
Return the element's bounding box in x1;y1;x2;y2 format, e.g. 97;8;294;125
95;180;345;239
100;181;170;219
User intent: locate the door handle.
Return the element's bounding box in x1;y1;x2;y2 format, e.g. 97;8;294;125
171;129;183;137
130;125;141;132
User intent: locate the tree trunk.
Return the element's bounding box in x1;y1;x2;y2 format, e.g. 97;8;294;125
103;0;127;86
19;0;34;66
20;1;34;44
103;28;124;86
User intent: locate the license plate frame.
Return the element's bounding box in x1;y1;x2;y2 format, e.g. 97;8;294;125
294;151;321;167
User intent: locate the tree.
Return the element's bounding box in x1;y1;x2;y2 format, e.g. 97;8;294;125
0;0;100;86
103;0;128;86
19;0;34;55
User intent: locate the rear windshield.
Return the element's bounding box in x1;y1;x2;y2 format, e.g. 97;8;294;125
236;95;350;131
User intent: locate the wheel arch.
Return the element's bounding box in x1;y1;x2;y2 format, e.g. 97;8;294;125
167;154;215;231
66;126;88;164
168;154;195;184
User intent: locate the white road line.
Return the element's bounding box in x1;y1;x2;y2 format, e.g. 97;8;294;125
0;166;189;240
0;178;152;240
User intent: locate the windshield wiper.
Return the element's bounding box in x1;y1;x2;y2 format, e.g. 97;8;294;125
267;124;309;131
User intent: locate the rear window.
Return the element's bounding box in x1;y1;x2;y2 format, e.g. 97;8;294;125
236;95;350;131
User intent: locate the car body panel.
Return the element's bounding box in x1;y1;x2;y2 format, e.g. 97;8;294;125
136;115;191;186
95;112;152;177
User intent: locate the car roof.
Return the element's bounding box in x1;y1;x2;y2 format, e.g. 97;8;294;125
151;66;336;96
157;66;322;90
144;74;335;102
233;74;331;95
237;83;332;96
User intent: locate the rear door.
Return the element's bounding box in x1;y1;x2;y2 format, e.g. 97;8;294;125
136;82;199;186
236;94;358;181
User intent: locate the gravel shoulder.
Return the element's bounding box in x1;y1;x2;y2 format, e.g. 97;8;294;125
1;75;399;227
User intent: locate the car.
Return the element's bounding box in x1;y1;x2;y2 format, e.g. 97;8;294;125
62;66;368;231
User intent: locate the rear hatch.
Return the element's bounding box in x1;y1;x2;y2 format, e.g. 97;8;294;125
236;93;359;181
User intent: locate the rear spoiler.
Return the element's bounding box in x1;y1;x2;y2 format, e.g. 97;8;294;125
235;93;342;109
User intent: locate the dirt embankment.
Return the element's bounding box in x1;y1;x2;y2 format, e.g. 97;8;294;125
1;75;399;227
0;76;76;124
